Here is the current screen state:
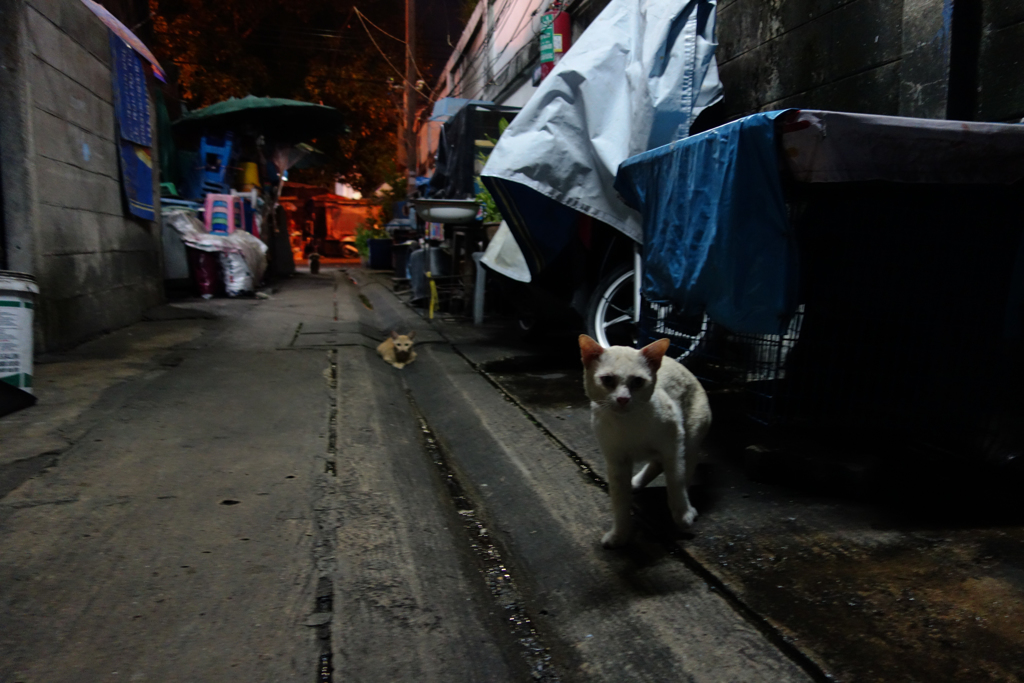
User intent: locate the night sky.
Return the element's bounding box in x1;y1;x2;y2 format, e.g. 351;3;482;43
418;0;467;84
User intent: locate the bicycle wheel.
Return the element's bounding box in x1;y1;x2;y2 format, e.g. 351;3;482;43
587;262;709;359
586;262;638;348
642;300;709;360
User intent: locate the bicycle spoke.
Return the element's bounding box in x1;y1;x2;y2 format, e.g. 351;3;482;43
608;303;632;317
602;313;631;328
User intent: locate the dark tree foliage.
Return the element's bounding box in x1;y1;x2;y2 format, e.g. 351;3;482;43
148;0;425;194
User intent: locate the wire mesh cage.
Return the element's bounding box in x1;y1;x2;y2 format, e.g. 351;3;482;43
679;308;805;429
647;180;1024;459
637;300;710;361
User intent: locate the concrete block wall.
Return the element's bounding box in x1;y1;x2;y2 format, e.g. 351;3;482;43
6;0;163;351
716;0;904;120
717;0;1024;123
978;1;1024;121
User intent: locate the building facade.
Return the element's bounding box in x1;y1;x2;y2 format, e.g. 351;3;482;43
419;0;1024;173
715;0;1024;125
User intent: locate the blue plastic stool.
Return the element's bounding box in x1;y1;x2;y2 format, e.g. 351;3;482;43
199;132;234;195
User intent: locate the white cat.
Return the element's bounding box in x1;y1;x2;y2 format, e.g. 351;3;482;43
579;334;712;548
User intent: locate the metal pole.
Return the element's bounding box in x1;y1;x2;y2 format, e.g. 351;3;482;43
633;243;642;323
404;0;417;198
473;252;486;325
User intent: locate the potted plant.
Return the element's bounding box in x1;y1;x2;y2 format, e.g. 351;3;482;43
476;117;510;241
355;221;392;269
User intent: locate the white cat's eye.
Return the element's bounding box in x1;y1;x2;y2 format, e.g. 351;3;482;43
599;375;617;388
627;376;646;390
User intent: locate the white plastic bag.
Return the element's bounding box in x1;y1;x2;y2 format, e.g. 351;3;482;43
219;252;254;297
481;221;531;283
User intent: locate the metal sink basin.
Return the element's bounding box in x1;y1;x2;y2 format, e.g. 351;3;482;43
413;199;480;225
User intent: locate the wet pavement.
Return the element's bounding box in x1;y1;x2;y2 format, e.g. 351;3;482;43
2;266;1022;682
450;317;1024;683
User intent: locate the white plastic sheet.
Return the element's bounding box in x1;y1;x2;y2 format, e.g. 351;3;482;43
481;221;532;282
481;0;722;245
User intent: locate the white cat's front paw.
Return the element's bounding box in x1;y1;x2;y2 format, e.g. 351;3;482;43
674;506;698;528
601;527;632;549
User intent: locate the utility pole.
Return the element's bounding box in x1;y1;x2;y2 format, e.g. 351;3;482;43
404;0;417;198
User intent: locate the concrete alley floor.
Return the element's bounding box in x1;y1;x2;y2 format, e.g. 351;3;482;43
1;267;1021;682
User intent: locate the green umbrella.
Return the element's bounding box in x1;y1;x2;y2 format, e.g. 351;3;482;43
173;95;344;143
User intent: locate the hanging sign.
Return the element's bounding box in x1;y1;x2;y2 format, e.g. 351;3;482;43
539;13;555;64
538;8;571;79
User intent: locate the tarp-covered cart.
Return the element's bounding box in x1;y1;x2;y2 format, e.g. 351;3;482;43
615;109;1024;459
480;0;723;330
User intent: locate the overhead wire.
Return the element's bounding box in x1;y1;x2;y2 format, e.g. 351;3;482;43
489;0;532;43
489;8;539;67
437;0;549;102
244;24;453;50
353;8;421;98
488;0;518;35
407;0;532;101
168;58;396;85
434;21;495;98
441;9;539;104
353;7;439;102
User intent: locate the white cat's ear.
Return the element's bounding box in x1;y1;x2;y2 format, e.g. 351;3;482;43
408;330;416;340
579;334;604;367
639;338;671;371
391;330;399;340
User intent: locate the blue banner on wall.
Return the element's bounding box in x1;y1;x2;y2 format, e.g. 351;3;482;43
110;31;154;220
110;34;152;146
118;141;155;221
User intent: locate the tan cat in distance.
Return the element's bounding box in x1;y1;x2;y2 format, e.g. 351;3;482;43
377;331;417;369
579;334;711;548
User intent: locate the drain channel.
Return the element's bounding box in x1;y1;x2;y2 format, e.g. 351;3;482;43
326;350;338;476
450;347;606;492
404;388;561;682
310;350;340;682
314;576;334;683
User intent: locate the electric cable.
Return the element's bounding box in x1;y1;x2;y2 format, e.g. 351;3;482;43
353;7;439;102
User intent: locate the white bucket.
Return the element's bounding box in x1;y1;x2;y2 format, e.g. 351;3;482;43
0;271;39;394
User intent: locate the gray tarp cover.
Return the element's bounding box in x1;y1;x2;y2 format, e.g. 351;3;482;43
613;108;1024;335
781;110;1024;184
480;0;722;276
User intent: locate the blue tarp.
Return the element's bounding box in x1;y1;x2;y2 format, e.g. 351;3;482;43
615;110;796;335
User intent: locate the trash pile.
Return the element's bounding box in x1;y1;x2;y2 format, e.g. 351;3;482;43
164;211;267;298
159;96;346;297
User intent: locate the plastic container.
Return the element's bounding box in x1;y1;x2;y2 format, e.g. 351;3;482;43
368;238;393;270
187;248;223;298
238;161;260;191
0;271;39;394
391;242;413;278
